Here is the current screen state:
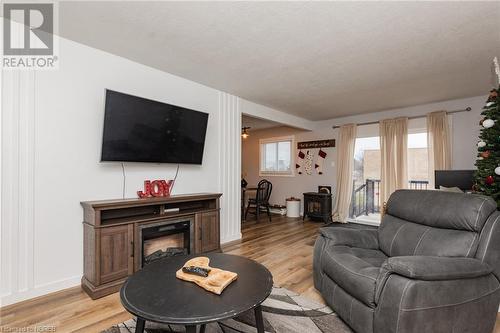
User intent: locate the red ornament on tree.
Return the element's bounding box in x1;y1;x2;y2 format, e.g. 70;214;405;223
481;150;491;158
485;175;495;185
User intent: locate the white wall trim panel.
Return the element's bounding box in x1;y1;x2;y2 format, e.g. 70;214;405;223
218;92;242;244
1;70;37;306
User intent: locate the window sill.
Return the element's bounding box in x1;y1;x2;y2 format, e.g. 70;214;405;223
347;217;381;227
259;172;295;177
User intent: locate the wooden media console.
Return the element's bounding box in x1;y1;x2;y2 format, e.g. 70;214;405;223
81;193;222;299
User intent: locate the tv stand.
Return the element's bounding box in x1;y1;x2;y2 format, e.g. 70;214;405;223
81;193;222;299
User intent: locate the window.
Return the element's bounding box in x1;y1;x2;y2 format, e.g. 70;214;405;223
350;127;430;225
407;132;429;187
353;133;430;187
259;136;294;176
354;136;381;186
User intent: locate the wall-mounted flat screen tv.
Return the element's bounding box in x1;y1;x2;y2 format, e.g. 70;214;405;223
101;90;209;164
435;170;475;191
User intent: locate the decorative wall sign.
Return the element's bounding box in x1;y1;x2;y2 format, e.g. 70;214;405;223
137;180;173;198
297;139;335;149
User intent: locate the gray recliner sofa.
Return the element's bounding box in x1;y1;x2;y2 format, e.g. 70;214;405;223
313;190;500;333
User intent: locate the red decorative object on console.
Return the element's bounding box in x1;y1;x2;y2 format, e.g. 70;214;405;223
137;180;174;198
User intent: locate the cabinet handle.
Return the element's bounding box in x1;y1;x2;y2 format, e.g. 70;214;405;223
130;241;134;258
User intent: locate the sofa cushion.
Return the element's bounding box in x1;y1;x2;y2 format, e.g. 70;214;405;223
319;226;379;249
386;190;496;232
381;256;492;280
378;215;479;257
322;245;387;307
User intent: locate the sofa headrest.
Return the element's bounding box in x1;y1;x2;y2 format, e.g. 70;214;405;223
385;190;496;232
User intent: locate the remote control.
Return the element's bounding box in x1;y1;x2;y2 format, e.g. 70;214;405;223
182;266;211;277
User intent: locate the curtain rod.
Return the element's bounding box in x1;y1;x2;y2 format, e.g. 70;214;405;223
331;107;472;129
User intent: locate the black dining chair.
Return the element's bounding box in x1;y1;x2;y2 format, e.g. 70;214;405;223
245;179;273;222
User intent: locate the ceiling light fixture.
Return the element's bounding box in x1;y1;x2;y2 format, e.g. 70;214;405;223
241;127;250;139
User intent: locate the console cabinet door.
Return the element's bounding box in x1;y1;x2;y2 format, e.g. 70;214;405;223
198;211;220;253
99;224;133;284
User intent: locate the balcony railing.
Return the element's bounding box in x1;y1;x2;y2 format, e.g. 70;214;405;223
349;179;429;218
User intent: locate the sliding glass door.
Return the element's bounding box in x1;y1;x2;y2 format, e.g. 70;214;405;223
351;136;382;224
350;130;429;225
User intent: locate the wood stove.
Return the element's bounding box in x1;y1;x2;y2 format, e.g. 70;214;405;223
137;217;194;267
303;192;333;223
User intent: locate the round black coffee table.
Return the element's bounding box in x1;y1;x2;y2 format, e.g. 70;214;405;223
120;253;273;333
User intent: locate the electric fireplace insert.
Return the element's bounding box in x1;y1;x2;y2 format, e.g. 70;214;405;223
138;217;194;267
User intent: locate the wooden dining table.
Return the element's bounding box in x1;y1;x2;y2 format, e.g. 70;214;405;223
241;186;257;220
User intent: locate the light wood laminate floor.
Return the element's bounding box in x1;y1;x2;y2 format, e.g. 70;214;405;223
1;216;499;332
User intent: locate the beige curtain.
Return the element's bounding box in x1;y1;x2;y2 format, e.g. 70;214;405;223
427;111;451;188
333;124;357;222
380;117;408;204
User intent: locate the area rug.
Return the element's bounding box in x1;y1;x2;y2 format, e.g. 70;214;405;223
102;287;352;333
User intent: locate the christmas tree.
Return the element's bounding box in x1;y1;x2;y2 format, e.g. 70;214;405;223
474;86;500;206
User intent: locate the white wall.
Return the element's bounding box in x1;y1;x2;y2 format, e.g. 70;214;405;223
242;95;486;213
0;28;304;306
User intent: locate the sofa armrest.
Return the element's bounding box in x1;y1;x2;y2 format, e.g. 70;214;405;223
319;227;379;249
374;273;500;333
381;256;493;281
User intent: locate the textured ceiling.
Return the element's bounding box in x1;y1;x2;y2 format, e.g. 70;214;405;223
59;2;500;120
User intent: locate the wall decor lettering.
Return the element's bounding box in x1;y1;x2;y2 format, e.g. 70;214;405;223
297;139;335;149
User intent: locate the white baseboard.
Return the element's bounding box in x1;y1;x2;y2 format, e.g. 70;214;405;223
0;275;81;307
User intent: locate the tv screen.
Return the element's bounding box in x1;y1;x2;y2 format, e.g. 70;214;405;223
101;90;209;164
435;170;475;191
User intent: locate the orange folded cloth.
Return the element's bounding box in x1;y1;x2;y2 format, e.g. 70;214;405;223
175;257;238;295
